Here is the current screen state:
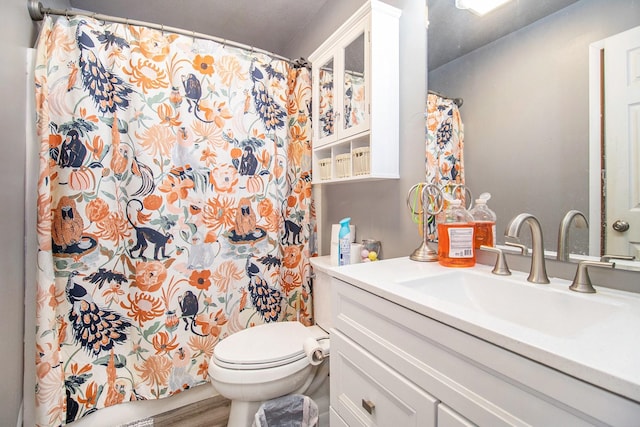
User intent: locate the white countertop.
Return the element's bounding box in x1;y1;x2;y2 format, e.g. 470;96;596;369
310;256;640;403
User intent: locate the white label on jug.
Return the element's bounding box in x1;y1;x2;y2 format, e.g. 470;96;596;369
448;227;474;258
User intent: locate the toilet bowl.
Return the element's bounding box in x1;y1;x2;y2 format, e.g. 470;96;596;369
209;321;330;427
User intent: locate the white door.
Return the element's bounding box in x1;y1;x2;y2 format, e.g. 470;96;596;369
604;25;640;258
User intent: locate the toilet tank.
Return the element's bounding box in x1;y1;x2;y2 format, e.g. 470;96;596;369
310;257;334;331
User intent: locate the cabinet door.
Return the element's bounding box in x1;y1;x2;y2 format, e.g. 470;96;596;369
337;22;370;140
313;51;338;147
331;330;438;426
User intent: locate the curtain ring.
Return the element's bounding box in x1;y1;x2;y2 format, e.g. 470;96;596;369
64;8;69;20
222;39;227;49
123;18;130;43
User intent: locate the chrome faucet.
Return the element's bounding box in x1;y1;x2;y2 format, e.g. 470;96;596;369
505;213;550;284
557;210;588;262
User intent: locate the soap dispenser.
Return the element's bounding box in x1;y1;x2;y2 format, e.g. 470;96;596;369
469;192;497;249
437;199;475;267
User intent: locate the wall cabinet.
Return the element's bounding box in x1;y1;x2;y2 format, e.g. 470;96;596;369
330;276;640;426
309;0;400;184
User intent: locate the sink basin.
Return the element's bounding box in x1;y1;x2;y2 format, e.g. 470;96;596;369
395;270;622;337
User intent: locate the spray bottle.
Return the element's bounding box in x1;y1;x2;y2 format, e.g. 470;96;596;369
338;217;351;266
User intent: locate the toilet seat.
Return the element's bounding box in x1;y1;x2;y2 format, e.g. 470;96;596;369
213;321;318;370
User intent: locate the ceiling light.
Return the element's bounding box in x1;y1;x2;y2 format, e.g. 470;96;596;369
455;0;512;16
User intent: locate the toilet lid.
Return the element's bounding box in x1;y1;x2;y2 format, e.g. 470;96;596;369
213;321;314;369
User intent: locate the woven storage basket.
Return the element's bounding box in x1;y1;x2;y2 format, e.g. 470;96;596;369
334;153;352;178
352;147;370;176
318;158;332;180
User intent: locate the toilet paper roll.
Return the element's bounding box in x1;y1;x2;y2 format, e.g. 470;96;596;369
303;337;324;365
350;243;363;264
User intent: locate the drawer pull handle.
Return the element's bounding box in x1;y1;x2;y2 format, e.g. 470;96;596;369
362;399;375;414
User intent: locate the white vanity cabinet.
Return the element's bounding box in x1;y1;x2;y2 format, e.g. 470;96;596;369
329;276;640;426
309;0;400;184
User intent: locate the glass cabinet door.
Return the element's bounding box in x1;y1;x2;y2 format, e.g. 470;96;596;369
342;31;367;137
318;57;335;140
336;26;370;138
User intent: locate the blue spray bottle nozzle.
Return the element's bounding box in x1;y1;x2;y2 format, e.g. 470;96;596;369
338;217;351;238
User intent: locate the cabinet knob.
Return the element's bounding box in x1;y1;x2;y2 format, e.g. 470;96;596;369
362;398;375;414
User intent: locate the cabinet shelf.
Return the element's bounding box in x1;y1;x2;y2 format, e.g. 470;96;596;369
313;132;392;184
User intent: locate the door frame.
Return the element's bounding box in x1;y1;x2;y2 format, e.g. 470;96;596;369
588;40;604;257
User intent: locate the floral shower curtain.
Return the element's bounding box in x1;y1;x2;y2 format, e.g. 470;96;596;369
34;15;315;425
425;93;464;239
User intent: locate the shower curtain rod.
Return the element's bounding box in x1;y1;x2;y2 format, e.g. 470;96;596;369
27;0;292;63
428;89;463;108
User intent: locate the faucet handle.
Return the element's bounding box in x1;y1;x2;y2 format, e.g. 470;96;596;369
504;241;529;256
480;245;511;276
600;254;635;262
569;260;615;293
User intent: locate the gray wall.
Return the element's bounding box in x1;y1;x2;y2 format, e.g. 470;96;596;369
288;0;428;260
1;0;39;424
429;0;640;253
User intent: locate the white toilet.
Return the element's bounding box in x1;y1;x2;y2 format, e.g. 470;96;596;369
209;268;332;427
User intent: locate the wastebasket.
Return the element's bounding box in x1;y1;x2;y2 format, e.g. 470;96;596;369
252;394;318;427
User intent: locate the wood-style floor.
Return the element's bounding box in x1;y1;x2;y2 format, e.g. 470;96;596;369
153;395;231;427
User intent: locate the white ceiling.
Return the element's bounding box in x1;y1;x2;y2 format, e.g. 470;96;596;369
67;0;578;69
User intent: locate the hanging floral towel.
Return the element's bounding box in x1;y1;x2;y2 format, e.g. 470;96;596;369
425;93;465;239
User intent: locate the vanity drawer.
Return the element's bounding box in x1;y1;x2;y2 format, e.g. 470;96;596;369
330;329;438;426
438;404;475;427
330;407;349;427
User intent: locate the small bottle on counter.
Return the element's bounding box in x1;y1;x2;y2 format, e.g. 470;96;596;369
469;192;497;249
437;199;475;267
